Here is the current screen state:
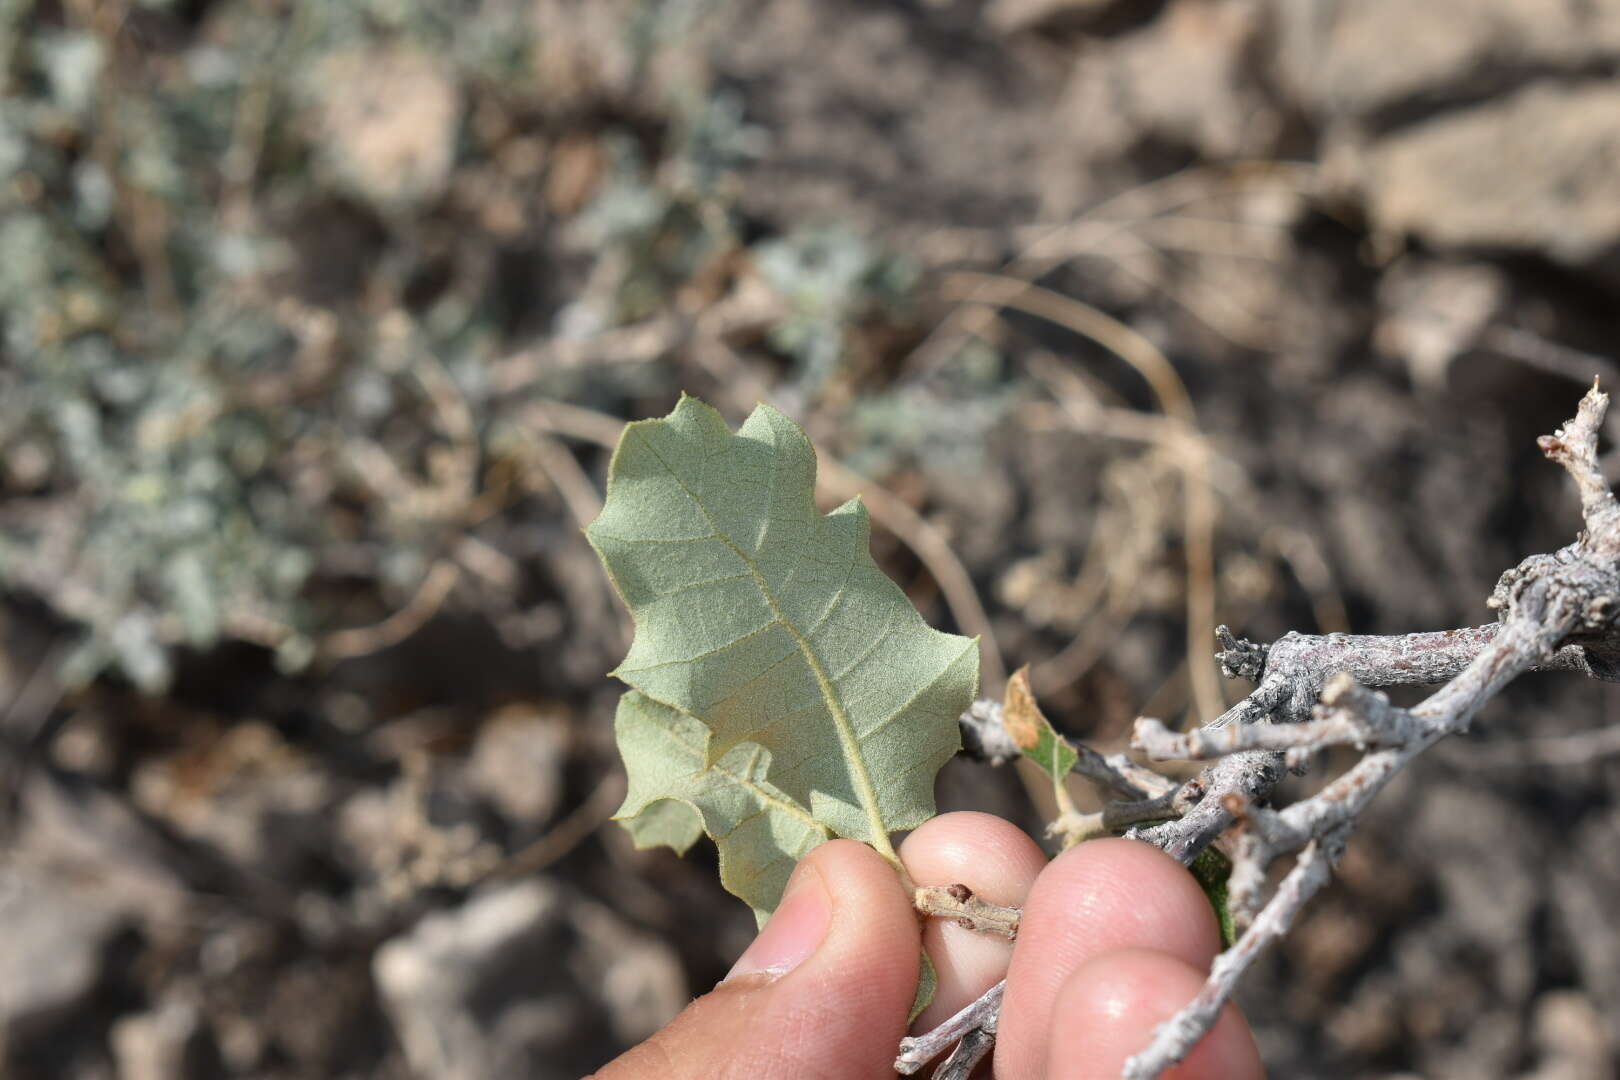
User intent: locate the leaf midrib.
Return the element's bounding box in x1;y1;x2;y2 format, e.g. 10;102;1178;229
634;426;900;864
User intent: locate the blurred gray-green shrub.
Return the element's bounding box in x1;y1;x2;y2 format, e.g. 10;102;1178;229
0;0;956;692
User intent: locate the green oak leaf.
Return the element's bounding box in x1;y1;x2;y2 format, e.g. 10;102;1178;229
589;394;979;919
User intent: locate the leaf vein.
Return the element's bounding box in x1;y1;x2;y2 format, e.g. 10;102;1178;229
629;423;896;856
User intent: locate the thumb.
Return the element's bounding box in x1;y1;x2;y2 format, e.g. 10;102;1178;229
593;839;923;1080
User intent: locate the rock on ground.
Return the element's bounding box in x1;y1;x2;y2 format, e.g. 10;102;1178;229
373;878;685;1080
0;869;126;1046
111;997;212;1080
1364;82;1620;263
1270;0;1620;117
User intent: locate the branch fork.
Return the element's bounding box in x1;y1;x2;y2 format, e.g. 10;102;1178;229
1124;382;1620;1077
907;382;1620;1079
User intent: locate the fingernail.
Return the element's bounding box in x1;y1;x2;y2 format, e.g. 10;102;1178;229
725;862;830;982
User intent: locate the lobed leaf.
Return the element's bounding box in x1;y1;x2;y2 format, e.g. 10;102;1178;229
615;692;829;924
590;395;979;916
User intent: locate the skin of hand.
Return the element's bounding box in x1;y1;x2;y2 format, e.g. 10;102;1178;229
590;812;1263;1080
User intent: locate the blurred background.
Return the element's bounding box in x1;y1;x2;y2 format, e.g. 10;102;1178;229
3;1;1620;1077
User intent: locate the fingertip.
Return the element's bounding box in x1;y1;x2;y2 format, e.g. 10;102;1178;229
1018;836;1223;970
900;811;1048;902
797;838;921;994
764;839;923;1072
900;813;1047;1031
999;839;1223;1079
1044;949;1262;1080
597;839;921;1080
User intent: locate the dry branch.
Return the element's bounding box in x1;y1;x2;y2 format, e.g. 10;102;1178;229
894;980;1003;1075
1124;381;1620;1077
908;383;1620;1079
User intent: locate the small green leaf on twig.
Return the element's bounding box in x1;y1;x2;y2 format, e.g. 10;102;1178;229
1004;666;1087;846
1002;666;1078;784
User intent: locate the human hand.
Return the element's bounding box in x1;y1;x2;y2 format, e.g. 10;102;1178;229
591;812;1262;1080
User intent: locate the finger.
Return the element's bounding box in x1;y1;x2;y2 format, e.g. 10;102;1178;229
899;811;1047;1031
998;838;1223;1079
1045;949;1262;1080
591;839;921;1080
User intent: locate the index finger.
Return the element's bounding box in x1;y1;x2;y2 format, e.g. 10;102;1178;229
996;838;1226;1079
